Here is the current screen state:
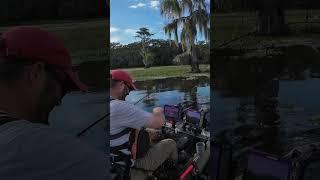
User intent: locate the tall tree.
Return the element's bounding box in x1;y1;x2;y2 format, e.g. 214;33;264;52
135;27;154;68
160;0;210;73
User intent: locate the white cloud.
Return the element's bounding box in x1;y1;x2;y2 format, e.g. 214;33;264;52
137;2;146;7
129;1;160;10
129;5;138;8
129;3;146;8
110;35;121;43
110;27;119;33
150;1;160;9
124;28;137;35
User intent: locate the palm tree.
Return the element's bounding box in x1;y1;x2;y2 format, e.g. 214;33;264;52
160;0;210;73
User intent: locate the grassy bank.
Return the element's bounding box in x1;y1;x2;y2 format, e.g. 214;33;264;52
213;10;320;48
51;20;107;64
120;65;210;81
0;19;108;65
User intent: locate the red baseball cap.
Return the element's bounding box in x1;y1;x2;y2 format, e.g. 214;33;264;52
111;69;137;91
0;26;88;92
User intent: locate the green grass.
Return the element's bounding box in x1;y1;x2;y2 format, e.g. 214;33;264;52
50;20;108;64
212;10;320;48
119;65;210;81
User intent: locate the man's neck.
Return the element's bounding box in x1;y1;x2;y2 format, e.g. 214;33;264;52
110;91;120;100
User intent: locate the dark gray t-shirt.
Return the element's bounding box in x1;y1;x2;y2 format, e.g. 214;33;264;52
110;99;152;161
0;120;107;180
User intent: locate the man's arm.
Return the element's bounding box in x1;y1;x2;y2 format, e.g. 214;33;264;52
144;107;165;129
112;101;165;130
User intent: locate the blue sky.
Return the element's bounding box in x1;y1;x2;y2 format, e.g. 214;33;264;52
110;0;210;45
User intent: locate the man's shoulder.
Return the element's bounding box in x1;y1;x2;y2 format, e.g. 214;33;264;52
1;120;102;155
25;124;99;152
111;99;131;105
0;120;48;142
1;120;65;141
111;100;135;110
0;121;107;179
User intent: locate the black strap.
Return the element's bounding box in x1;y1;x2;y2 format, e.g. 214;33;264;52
110;128;132;140
111;155;127;163
111;141;130;152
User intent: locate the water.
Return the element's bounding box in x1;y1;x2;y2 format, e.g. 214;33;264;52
125;77;210;113
212;48;320;155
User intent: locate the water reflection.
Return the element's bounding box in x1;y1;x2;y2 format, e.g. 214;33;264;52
212;45;320;154
126;77;210;112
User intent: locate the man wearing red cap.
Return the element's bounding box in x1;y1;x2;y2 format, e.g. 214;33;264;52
110;69;178;179
0;26;106;179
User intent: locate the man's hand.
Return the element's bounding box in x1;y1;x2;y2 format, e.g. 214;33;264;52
145;107;165;129
153;107;165;126
153;107;163;114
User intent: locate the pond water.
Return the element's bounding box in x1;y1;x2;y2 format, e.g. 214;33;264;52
126;77;210;113
212;48;320;155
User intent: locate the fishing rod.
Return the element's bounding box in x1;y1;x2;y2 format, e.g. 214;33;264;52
76;112;110;137
76;90;159;137
76;88;208;137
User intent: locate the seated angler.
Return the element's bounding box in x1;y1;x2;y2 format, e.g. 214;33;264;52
109;70;178;180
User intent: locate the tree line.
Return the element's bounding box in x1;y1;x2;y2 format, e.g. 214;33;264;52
110;39;209;69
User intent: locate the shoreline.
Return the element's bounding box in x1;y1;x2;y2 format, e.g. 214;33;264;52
114;65;210;81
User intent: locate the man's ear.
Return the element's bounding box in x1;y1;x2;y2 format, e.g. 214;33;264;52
28;62;46;85
117;81;123;90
